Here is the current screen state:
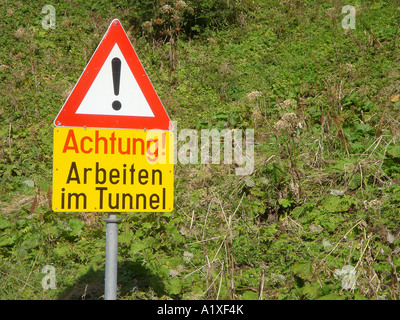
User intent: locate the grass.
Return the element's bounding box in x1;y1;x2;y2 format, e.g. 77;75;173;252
1;0;400;300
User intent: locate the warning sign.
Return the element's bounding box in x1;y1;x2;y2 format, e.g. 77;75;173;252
52;127;174;212
54;19;173;131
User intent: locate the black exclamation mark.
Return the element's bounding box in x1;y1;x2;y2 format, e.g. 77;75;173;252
111;57;121;111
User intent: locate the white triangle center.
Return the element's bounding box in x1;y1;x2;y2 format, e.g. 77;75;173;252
75;44;155;117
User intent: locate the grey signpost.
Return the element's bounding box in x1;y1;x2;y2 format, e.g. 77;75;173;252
104;213;121;300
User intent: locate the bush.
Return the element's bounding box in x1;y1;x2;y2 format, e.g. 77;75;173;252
133;0;249;40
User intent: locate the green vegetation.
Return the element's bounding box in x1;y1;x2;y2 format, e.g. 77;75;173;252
1;0;400;300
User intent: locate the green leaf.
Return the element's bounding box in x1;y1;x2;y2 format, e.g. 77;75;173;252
119;230;134;244
387;145;400;159
241;291;259;300
69;219;84;235
143;236;156;246
54;245;70;256
301;282;319;299
0;219;11;230
348;173;361;190
162;212;173;218
260;223;279;242
293;260;314;280
135;230;144;237
278;198;292;208
0;237;14;247
142;222;153;229
321;196;353;213
165;277;182;295
131;242;147;253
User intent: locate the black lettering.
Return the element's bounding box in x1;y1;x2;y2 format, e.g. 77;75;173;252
152;169;162;185
122;164;127;184
122;193;134;210
130;164;135;184
68;192;87;209
109;193;119;209
163;188;166;210
149;194;160;209
61;188;65;209
109;168;120;184
95;162;106;184
96;187;107;209
136;193;146;210
138;169;148;185
83;167;92;184
66;162;80;184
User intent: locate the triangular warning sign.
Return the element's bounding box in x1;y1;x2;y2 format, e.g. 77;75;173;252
54;19;173;130
76;43;155;118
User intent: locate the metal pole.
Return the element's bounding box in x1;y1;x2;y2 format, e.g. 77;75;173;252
104;213;121;300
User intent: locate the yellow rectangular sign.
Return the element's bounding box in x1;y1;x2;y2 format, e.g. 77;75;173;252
52;127;174;212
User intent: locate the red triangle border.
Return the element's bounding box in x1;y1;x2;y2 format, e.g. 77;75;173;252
54;19;173;131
